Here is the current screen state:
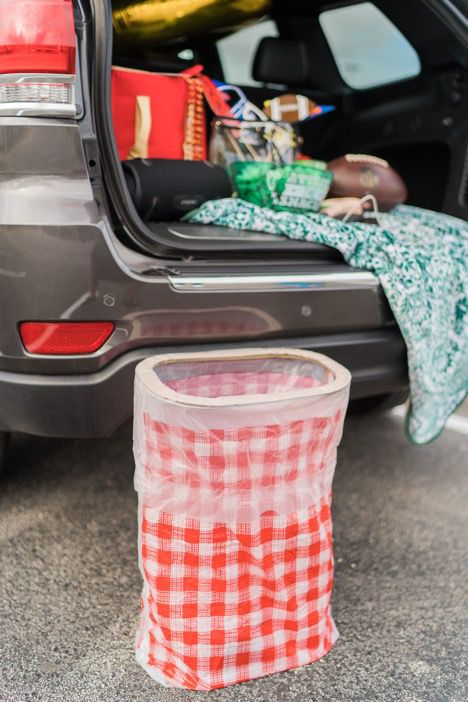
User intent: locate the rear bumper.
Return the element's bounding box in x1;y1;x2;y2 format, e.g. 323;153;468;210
0;329;407;437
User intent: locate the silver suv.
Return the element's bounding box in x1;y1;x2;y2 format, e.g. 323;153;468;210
1;0;466;463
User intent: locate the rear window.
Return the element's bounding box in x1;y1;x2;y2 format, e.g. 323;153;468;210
319;2;421;90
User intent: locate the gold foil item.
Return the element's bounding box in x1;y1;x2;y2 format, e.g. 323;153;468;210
112;0;271;49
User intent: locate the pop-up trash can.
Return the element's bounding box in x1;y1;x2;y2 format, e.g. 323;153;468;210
133;348;351;690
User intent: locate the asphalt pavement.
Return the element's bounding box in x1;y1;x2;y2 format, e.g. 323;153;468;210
1;407;467;702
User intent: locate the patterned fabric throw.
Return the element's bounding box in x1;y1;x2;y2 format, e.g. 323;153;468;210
186;199;468;444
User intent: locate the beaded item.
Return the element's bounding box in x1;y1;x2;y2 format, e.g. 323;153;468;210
183;77;206;161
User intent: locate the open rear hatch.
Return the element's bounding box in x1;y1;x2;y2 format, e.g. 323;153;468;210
90;0;345;261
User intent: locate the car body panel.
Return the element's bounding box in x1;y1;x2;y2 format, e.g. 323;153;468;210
7;0;467;436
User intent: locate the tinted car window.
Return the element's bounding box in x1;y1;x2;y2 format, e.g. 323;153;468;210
319;2;421;90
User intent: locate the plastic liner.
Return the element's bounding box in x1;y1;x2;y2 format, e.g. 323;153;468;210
133;348;351;690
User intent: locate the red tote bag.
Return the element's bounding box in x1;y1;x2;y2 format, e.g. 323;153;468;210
111;65;231;162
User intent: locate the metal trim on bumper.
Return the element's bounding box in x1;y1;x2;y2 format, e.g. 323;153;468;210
168;271;379;293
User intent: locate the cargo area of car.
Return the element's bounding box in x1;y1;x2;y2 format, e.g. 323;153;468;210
93;3;334;257
90;0;468;259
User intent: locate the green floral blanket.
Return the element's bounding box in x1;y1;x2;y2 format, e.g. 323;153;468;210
187;199;468;444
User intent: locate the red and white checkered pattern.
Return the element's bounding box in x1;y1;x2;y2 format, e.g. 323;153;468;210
135;363;348;689
140;411;343;517
166;371;324;398
137;502;337;690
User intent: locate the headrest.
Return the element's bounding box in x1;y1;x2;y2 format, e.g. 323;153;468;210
252;37;310;86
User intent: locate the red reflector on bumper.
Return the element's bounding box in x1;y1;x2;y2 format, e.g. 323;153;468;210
19;322;115;355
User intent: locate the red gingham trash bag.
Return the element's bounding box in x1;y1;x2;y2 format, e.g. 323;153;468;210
133;348;351;690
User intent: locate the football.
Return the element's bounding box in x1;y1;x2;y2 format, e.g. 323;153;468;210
263;93;317;122
327;154;407;209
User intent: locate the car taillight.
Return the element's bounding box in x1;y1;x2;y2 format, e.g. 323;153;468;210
19;322;115;355
0;0;76;117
